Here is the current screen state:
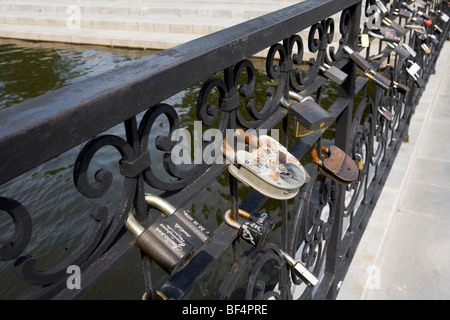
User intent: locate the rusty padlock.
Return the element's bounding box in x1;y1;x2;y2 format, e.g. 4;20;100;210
311;145;359;185
223;129;308;200
280;91;335;137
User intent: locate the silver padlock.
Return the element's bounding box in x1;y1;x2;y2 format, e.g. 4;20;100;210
378;106;394;121
223;129;308;200
375;0;389;15
438;11;449;23
386;42;411;59
401;42;417;58
394;8;413;19
319;63;348;85
279;250;319;286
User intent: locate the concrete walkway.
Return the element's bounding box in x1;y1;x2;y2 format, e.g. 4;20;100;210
338;40;450;300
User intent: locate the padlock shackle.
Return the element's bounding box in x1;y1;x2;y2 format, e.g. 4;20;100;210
125;208;145;238
144;193;177;216
311;146;329;166
223;209;251;229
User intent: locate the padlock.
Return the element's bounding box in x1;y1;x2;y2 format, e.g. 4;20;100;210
368;27;401;43
280;91;335;137
392;81;410;95
386;42;411;60
406;60;425;88
401;42;417;58
279;250;318;286
378;106;394;121
402;2;417;14
223;129;308;200
382;17;407;36
360;33;370;48
311;145;359;185
319;63;348;85
125;194;213;274
394;8;413;19
434;25;443;34
375;0;389;15
343;45;391;90
355;153;364;170
438;10;449;23
417;10;432;21
421;43;431;54
223;209;273;247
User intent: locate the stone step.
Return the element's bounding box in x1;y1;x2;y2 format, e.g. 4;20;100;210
0;1;295;20
0;11;247;34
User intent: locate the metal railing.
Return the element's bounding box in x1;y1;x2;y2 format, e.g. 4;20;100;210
0;0;448;300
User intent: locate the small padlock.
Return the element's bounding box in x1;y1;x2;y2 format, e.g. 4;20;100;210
360;33;370;48
406;61;425;88
392;81;410;95
386;42;411;59
281;91;335;137
343;45;391;90
368;28;401;43
401;42;417;58
223;129;308;200
438;11;449;23
421;43;431;54
378;106;394;121
311;145;359;185
125;194;213;274
355;153;364;170
223;209;274;247
319;63;348;85
375;0;389;15
402;2;417;14
279;250;318;286
382;17;407;36
394;8;413;19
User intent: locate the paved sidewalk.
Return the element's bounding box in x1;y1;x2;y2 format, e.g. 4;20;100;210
338;40;450;300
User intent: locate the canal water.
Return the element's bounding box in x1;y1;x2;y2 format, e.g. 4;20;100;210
0;39;338;299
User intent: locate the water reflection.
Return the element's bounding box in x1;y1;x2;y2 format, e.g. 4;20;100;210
0;39;155;110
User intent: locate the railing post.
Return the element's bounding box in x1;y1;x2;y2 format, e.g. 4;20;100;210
323;1;361;300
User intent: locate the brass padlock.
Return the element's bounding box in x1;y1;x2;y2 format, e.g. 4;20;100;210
280;91;335;137
360;34;370;48
125;194;213;274
223;209;274;247
223;129;308;200
311;145;359;185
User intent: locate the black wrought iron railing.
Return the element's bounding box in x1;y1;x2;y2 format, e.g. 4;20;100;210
0;0;448;300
